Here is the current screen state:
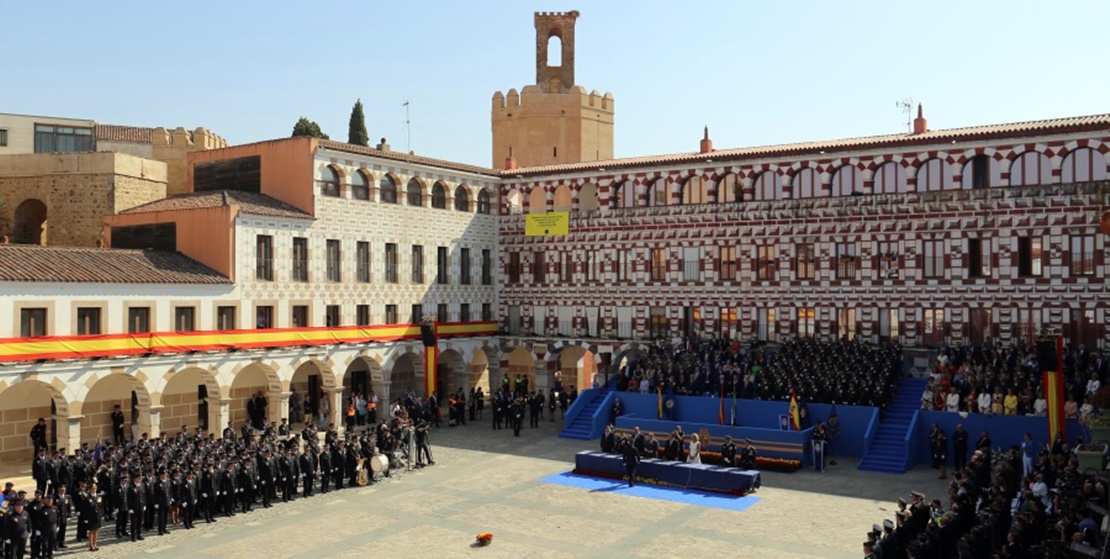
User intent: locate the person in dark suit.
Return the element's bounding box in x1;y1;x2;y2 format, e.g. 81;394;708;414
3;500;31;559
621;439;640;487
111;406;126;444
952;424;969;472
720;436;737;467
29;419;48;459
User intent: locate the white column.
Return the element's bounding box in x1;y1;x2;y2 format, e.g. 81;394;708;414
215;399;232;434
147;405;163;438
331;391;344;432
269;392;289;424
60;416;83;454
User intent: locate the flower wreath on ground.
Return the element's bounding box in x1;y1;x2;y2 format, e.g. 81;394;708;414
476;532;494;546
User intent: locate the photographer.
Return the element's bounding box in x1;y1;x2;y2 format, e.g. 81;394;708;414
414;421;434;467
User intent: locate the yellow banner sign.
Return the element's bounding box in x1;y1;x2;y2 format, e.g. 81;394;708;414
525;211;570;236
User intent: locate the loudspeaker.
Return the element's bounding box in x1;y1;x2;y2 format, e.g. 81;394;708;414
420;322;436;347
1035;339;1057;373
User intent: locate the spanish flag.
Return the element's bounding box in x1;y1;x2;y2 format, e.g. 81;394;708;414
1043;337;1066;442
788;389;801;430
657;384;664;419
718;385;725;425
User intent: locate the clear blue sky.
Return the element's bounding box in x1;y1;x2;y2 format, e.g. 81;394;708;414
3;1;1107;166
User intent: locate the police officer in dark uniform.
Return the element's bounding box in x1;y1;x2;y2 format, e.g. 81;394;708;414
115;477;130;538
299;448;315;497
200;463;217;523
318;447;331;494
3;500;31;559
127;473;146;541
180;470;196;529
52;485;70;550
153;470;172;535
511;398;524;436
34;493;58;559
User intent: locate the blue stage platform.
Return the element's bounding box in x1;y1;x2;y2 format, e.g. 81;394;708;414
573;450;761;495
541;472;762;512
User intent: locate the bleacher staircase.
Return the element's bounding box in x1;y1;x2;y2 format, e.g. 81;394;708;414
858;377;928;474
559;377;616;440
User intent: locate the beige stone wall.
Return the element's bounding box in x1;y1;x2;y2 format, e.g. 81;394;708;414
0;409;51;463
161;392;200;433
80;397;131;443
152;127;227;197
491;86;614;169
0;152;167;247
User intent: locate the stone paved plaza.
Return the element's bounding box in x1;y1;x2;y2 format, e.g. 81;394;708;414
3;416;953;559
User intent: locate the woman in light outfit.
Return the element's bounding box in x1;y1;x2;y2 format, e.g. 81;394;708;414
687;433;701;464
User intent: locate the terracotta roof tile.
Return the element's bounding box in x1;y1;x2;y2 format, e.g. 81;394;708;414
0;245;230;284
95;124;154;144
510;113;1110;176
317;140;499;176
119;190;312;219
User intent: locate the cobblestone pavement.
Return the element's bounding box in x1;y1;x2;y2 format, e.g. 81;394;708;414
3;415;954;559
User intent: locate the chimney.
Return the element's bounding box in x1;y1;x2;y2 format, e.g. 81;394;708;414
699;126;713;154
376;137;390;152
913;104;928;135
505;146;518;170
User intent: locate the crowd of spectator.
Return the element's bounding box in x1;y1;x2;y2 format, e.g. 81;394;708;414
862;430;1107;558
614;335;904;409
919;342;1108;419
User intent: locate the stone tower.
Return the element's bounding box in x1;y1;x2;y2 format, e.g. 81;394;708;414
492;10;614;169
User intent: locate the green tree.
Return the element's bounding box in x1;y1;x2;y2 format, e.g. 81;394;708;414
348;99;369;146
291;117;329;140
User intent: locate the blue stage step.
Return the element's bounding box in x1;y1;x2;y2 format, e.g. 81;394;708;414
559;377;615;440
858;377;928;474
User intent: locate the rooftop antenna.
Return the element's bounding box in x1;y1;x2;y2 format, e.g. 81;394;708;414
896;97;914;133
402;100;411;152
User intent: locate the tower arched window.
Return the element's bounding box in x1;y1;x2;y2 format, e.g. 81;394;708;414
1061;148;1108;183
431;182;447;209
406;179;422;206
320;166;341;197
477;190;491;214
454;186;470;211
351;170;370;200
379;175;398;204
752;171;778;201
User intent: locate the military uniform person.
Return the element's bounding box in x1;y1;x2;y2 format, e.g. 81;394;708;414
318;447;332;494
153;470;172;535
3;500;31;559
127;473;146;541
720;436;737;467
115;478;130;538
740;439;758;470
52;486;70;549
300;449;316;496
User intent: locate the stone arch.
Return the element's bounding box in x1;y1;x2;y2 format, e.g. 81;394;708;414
155;365;221;434
751;170;779;201
228;361;281;428
552;184;572;211
1061;147;1107;183
342;355;385;425
318;164;343;197
439;348;467;396
545;340;602;392
505;345;537;393
0;377;71;460
454;184;471;211
578;182;599;211
431;181;448;209
716;173;740;203
351;168;371;200
505;188;523;214
291;358;338;424
830;164;862;197
873;161;908;194
681;175;709;204
1010;150;1051;186
647;177;669;206
791;168;820;199
477;188;493;214
81;370;153;442
612;342;647;372
612;180;636;209
389;351;420;404
528;186;548;213
469;345;496;395
406;176;426;206
915;158;955;191
13;199;47;245
379;173;400;204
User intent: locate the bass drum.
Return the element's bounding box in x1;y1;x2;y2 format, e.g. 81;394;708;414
370;454;389;474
